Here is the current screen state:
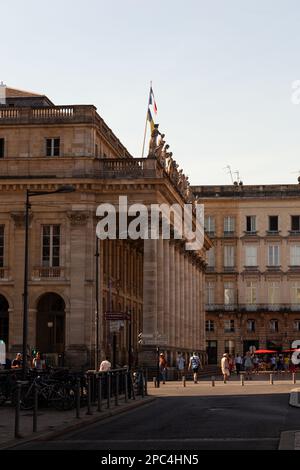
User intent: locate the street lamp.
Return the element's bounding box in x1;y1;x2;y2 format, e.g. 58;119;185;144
22;185;75;377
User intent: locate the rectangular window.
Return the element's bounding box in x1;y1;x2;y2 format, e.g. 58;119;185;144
268;245;280;266
269;216;278;232
205;320;215;332
290;246;300;266
291;216;300;232
224;321;235;333
0;138;4;159
224;216;235;234
270;319;279;333
268;282;280;305
245;246;257;266
247;319;256;332
46;138;60;157
224;340;235;355
224;245;235;267
205;282;215;305
0;225;4;267
246;281;257;304
204;216;215;234
291;282;300;304
294;320;300;332
246;216;256;233
224;282;235;305
42;225;60;267
207;247;215;268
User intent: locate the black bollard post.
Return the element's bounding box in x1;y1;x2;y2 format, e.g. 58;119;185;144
124;372;128;403
33;382;38;433
97;374;102;412
115;372;119;406
86;374;92;415
144;369;148;396
76;377;81;419
14;382;22;439
107;373;111;409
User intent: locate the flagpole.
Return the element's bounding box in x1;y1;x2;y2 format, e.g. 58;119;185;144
141;82;152;158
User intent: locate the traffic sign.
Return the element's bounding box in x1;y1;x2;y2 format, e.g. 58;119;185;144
104;311;130;321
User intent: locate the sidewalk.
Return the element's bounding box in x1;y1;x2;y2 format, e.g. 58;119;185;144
0;395;155;450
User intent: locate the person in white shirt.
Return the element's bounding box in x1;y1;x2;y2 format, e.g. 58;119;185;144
235;354;242;375
99;357;111;372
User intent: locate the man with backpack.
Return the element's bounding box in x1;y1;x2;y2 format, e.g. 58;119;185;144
188;351;202;384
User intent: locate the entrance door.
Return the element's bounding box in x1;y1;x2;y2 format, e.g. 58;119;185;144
206;340;218;364
243;340;259;355
0;295;9;346
36;293;65;354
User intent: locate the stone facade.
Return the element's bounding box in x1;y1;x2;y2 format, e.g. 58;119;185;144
193;184;300;364
0;87;210;369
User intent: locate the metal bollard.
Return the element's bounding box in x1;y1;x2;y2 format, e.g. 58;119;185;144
293;372;296;384
76;377;81;419
241;374;244;386
153;377;157;388
14;382;22;439
211;376;215;387
131;373;136;400
144;369;148;396
115;372;119;406
270;373;274;385
182;376;186;387
97;375;102;412
107;373;111;409
124;372;128;403
141;372;145;398
33;383;38;433
86;374;92;415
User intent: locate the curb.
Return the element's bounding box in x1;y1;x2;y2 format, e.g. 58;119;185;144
289;388;300;407
0;396;156;450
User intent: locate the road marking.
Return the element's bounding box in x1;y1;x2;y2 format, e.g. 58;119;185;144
57;438;278;443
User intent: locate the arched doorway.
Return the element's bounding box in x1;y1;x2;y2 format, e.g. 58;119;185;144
36;293;65;354
0;295;9;346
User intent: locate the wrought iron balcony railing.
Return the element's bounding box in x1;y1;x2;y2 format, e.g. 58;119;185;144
205;303;300;313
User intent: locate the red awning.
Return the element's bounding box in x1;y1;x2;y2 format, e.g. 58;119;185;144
254;349;277;354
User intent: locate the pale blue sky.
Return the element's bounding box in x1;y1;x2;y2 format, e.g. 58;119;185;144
2;0;300;185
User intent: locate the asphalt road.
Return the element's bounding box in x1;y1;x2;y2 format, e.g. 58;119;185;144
11;390;300;450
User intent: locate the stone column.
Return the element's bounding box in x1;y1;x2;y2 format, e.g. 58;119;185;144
169;242;175;348
180;250;185;349
66;211;90;367
175;246;181;347
157;238;164;335
143;239;157;335
184;255;189;352
163;240;170;343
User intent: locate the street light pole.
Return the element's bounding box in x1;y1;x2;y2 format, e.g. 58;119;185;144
95;236;100;370
22;185;75;378
22;191;30;378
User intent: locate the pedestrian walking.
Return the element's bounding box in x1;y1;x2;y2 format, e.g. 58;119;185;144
32;351;45;370
188;351;201;384
176;352;185;380
244;352;253;380
159;353;167;384
221;353;230;383
235;354;242;375
99;356;111;372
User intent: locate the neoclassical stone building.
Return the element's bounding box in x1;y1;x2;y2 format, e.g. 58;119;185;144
0;86;210;368
193;184;300;364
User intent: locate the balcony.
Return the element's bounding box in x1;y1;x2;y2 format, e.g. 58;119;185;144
0;156;163;180
32;267;65;280
205;303;300;313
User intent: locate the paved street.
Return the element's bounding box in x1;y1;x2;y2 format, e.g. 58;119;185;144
10;379;300;451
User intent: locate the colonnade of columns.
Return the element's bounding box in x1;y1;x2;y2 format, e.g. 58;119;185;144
142;238;206;357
